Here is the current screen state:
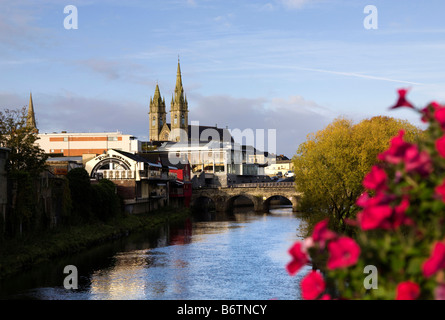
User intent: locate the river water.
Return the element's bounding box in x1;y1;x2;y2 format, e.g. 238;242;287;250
0;206;311;300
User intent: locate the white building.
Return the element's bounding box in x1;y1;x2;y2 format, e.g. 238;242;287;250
156;140;271;187
37;131;141;157
264;159;294;177
84;149;176;213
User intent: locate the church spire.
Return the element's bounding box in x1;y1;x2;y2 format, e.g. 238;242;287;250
170;58;188;142
27;92;37;132
154;83;161;101
149;83;166;142
174;58;184;105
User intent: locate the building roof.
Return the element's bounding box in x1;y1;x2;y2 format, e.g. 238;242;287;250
112;149;162;167
38;131;136;137
138;150;188;169
188;125;234;143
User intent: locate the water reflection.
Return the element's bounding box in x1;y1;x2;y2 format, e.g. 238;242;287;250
0;206;310;300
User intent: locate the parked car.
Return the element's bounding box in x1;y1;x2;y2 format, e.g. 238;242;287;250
284;170;294;177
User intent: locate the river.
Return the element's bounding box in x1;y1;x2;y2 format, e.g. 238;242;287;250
0;205;311;300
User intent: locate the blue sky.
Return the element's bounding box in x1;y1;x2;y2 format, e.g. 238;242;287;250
1;0;445;157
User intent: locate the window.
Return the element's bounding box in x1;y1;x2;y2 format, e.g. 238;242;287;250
181;114;185;125
152;116;156;126
63;137;68;142
108;136;118;141
174;115;178;124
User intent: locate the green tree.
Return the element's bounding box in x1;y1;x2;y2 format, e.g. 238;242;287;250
0;107;48;236
0;107;47;176
293;116;422;231
91;179;123;221
66;168;92;223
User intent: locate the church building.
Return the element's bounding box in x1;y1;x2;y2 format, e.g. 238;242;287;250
149;60;189;143
147;61;272;187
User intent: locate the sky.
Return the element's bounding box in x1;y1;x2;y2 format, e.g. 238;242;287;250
1;0;445;158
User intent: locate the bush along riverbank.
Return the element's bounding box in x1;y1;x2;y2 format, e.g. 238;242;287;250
0;206;191;281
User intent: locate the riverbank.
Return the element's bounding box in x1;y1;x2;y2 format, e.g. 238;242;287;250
0;206;191;280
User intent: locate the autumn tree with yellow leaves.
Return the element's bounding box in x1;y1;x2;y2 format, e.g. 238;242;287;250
293;116;422;231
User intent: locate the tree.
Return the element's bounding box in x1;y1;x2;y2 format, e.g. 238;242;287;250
293;116;422;231
91;179;123;221
0;107;48;236
66;168;92;223
0;106;47;176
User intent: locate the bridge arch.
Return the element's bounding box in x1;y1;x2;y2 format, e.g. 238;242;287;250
191;195;216;212
263;195;293;213
225;194;255;212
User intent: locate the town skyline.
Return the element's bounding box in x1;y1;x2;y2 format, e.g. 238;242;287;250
1;0;445;157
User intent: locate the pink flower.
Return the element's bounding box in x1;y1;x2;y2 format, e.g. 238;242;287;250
436;135;445;158
403;146;432;177
301;271;325;300
435;179;445;203
378;130;432;176
421;101;442;123
422;242;445;278
356;192;395;208
378;130;411;164
311;219;337;248
396;281;420;300
388;197;413;229
357;205;393;230
302;237;314;252
286;242;310;276
434;284;445;300
363;165;387;191
356;193;412;230
390;88;415;109
327;236;361;270
435;107;445;129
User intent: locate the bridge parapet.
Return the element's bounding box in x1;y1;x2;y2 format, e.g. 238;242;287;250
191;182;301;213
194;181;295;190
230;182;295;188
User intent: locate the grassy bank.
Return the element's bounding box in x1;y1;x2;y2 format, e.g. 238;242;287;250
0;206;191;280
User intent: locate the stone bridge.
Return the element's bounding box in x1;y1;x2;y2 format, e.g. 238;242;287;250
191;182;302;213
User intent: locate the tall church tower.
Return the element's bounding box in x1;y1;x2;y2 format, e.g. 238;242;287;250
27;92;38;133
170;59;189;142
149;84;167;142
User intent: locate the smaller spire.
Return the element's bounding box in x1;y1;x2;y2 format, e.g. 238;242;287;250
27;92;37;132
154;83;161;98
